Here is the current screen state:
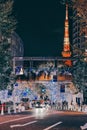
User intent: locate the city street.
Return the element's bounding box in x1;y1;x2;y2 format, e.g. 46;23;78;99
0;110;87;130
0;0;87;130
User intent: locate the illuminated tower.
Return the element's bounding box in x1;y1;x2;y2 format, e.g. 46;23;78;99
62;4;71;57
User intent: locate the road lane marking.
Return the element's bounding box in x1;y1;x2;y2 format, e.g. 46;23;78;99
43;121;62;130
80;123;87;130
10;120;37;128
0;111;53;125
0;115;34;125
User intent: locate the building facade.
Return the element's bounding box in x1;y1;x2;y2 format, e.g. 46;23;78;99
72;9;87;57
11;32;24;69
11;32;24;57
72;8;87;104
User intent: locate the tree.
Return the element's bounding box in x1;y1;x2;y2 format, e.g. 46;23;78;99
71;0;87;91
72;58;87;91
0;0;17;90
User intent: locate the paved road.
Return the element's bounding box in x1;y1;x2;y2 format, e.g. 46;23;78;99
0;110;87;130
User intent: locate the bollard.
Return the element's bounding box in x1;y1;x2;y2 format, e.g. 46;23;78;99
1;104;4;115
14;107;16;113
8;107;11;114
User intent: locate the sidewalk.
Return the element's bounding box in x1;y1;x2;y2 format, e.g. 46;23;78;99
0;110;33;123
0;109;33;121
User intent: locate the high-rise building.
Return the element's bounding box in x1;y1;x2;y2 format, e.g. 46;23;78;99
11;32;24;57
72;8;87;104
72;9;87;57
11;32;24;70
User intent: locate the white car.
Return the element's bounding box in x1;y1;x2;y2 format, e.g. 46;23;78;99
33;102;46;119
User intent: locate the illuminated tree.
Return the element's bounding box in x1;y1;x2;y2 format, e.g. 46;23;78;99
71;0;87;91
0;0;17;90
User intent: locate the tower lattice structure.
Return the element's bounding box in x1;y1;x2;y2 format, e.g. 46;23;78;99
62;4;71;58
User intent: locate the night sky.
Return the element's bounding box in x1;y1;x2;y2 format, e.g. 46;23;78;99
14;0;72;57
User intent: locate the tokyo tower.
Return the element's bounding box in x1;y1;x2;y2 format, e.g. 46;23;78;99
62;4;71;57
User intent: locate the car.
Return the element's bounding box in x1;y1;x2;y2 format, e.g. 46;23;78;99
33;101;46;119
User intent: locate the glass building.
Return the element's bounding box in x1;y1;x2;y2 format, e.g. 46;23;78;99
11;32;24;57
